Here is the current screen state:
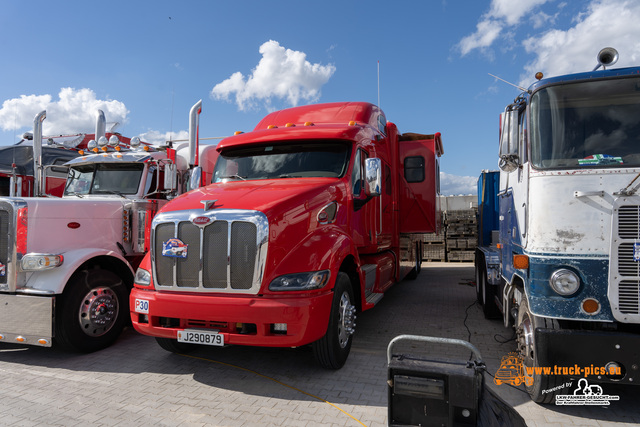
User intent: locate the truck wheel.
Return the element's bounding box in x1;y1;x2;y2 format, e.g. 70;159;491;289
55;268;128;352
312;272;356;369
516;298;564;403
155;337;197;354
482;271;501;319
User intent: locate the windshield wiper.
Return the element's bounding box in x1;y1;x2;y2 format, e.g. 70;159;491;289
220;175;246;181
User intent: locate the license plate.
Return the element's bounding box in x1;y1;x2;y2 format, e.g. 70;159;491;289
134;299;149;314
177;329;224;346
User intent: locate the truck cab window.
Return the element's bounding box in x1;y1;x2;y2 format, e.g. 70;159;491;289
65;163;144;195
530;76;640;169
213;142;350;183
404;156;425;183
351;149;366;196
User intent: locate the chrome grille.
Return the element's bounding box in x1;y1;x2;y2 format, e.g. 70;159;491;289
618;206;640;239
610;201;640;322
152;209;268;294
618;243;640;276
619;280;640;314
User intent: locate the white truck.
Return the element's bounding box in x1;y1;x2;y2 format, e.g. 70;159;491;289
475;48;640;403
0;100;216;351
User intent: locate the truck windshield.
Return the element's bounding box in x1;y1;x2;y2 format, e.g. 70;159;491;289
64;163;144;195
530;76;640;169
212;142;350;183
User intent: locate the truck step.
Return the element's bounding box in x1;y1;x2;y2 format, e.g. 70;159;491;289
366;292;384;306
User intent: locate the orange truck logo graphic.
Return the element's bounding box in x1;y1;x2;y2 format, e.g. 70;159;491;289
494;353;534;387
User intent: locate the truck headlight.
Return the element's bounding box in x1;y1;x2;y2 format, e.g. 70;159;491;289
549;269;580;296
21;254;63;271
134;268;151;287
269;270;330;291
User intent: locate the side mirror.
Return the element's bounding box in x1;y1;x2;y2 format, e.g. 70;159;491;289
498;109;520;172
164;163;177;192
365;158;382;197
188;166;203;191
499;154;519;173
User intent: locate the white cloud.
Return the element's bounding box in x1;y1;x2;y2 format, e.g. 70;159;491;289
520;0;640;84
458;0;550;56
0;88;128;136
440;172;477;196
211;40;336;111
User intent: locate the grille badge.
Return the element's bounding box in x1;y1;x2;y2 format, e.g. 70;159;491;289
192;216;211;226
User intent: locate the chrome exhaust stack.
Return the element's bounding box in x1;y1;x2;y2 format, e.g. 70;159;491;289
32;110;47;197
188;100;203;189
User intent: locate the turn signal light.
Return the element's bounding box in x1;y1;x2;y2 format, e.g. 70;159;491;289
582;298;600;315
513;254;529;269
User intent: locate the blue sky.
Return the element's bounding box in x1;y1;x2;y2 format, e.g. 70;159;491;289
2;0;640;195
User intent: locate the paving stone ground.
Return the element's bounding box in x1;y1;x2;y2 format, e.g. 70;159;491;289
0;262;638;426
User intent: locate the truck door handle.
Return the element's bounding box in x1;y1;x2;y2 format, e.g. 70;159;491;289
574;190;605;198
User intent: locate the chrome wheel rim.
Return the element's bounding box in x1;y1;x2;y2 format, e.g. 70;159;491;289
79;287;119;337
337;291;356;348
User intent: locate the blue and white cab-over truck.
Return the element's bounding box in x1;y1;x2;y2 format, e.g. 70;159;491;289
475;48;640;403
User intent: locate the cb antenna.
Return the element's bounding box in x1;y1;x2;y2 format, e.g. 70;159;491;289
488;73;528;93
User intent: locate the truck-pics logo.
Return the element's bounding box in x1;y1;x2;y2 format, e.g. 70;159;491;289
494;353;534;387
162;238;188;258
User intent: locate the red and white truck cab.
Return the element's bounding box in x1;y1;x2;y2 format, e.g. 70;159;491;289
131;102;443;368
0;100;216;351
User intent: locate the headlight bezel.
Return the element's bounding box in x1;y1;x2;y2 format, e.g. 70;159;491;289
20;253;63;271
269;270;331;292
134;268;152;288
549;268;580;296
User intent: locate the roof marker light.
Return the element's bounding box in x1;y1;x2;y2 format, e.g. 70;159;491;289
535;72;544;80
349;121;357;126
234;131;244;135
304;122;314;126
267;125;277;129
285;123;295;127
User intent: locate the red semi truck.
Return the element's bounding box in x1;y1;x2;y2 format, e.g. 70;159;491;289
130;102;443;368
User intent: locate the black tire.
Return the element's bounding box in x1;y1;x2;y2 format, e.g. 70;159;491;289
155;337;197;354
482;271;501;319
55;267;128;352
516;298;564;403
312;272;356;369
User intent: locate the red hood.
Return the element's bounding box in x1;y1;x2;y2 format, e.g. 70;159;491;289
162;178;339;216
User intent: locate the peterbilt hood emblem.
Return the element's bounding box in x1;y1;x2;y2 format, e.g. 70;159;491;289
162;238;188;258
202;200;220;211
